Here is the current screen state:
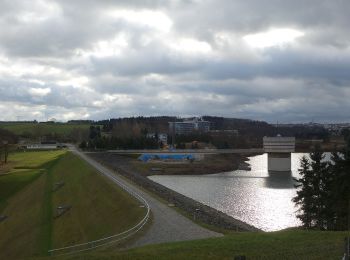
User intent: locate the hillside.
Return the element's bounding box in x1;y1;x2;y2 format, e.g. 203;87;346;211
0;122;91;142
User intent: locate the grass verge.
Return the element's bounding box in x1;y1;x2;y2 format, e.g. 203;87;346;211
59;230;350;260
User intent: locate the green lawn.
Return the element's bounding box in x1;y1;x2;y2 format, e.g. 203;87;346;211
0;169;43;211
0;150;65;212
0;150;65;259
10;150;66;169
51;152;146;249
0;151;146;259
60;230;350;260
0;122;91;136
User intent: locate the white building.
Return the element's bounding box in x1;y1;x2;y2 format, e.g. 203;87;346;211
263;136;295;172
25;142;61;150
169;117;210;135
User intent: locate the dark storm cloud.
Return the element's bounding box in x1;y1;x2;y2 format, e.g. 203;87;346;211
0;0;349;122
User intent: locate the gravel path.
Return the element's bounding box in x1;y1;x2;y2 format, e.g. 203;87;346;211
71;147;222;248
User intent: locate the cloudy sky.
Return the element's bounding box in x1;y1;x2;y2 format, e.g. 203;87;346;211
0;0;350;123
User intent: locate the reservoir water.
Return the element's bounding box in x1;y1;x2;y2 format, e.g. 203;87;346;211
149;153;312;231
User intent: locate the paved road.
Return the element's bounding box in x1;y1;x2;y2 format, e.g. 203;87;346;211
70;146;222;248
90;148;264;155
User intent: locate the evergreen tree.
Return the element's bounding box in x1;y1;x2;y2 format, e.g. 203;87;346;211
294;141;350;231
308;145;328;229
293;156;314;228
293;145;329;229
331;138;350;230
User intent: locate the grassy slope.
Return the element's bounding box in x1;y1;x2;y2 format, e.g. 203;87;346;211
51;152;146;248
62;230;349;260
0;151;146;259
0;151;65;212
0;122;90;136
0;169;51;259
10;150;66;169
0;169;43;211
0;151;65;259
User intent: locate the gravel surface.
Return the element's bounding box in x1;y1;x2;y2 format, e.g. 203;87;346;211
71;147;223;248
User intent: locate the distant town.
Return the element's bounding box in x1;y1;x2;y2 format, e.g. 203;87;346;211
1;116;347;152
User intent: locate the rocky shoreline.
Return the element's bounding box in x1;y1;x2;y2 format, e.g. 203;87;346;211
89;152;261;232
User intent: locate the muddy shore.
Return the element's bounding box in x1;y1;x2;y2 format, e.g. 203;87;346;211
88;152;260;232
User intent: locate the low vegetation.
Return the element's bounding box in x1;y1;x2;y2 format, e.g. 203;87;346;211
0;150;146;259
59;230;349;260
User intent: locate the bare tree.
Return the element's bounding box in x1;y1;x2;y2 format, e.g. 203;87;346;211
3;141;8;164
0;142;2;163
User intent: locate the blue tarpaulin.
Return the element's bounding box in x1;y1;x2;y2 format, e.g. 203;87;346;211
138;154;194;162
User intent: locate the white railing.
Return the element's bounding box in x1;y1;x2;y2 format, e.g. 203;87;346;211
48;151;150;256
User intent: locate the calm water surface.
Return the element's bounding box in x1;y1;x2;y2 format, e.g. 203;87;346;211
149;153;315;231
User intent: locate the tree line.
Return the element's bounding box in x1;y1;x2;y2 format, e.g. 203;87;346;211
81;125;258;150
293;140;350;230
80;117;336;150
80;126;159;149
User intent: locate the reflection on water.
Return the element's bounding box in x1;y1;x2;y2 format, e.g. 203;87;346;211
264;171;296;189
148;153;315;231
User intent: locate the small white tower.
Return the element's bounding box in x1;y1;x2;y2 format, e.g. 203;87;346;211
263;136;295;172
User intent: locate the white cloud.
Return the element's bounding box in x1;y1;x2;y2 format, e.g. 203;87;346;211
57;76;90;89
168;38;212;54
61;111;90;121
107;9;173;32
77;33;129;58
28;87;51;97
243;28;305;49
16;0;61;23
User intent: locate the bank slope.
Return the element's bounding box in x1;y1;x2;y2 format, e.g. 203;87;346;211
0;151;146;259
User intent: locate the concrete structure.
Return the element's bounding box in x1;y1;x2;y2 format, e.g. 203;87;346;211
169;118;210;135
263;136;295;172
24;141;63;150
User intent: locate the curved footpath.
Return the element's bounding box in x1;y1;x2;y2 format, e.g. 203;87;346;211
70;147;222;248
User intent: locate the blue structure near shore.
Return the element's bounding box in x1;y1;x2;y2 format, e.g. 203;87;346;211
138;154;195;162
